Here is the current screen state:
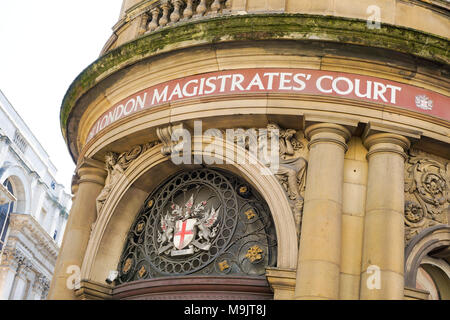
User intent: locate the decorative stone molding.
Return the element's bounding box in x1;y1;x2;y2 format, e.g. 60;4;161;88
265;267;297;300
1;247;32;271
74;280;112;300
32;274;50;298
156;123;185;156
96;142;159;215
7;214;59;261
404;149;449;242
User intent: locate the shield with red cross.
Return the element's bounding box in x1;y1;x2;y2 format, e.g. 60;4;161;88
173;218;197;250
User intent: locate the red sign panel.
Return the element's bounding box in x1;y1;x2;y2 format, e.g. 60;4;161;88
87;68;449;142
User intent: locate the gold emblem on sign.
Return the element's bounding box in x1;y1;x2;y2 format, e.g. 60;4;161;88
245;245;263;262
219;260;230;271
138;266;147;278
123;258;133;274
244;209;256;220
136;222;145;232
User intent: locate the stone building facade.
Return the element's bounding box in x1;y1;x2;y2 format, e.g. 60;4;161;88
49;0;449;300
0;90;71;299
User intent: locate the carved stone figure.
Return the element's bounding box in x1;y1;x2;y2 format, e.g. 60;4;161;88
404;149;449;241
259;123;308;236
95;152;125;215
95;142;159;216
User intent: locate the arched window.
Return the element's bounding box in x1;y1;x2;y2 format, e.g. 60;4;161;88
405;225;450;300
114;168;277;299
0;179;15;250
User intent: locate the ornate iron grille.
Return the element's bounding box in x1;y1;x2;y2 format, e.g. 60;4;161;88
116;168;277;284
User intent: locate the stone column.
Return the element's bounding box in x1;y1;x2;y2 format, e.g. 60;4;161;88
360;133;410;300
47;159;106;300
0;252;18;299
11;269;27;300
295;123;351;300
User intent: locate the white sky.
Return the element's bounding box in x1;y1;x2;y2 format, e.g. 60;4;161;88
0;0;123;192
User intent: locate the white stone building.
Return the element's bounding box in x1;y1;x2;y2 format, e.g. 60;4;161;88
0;89;71;300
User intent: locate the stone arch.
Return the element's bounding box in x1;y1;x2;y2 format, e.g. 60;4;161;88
405;225;450;296
81;139;298;283
0;164;30;213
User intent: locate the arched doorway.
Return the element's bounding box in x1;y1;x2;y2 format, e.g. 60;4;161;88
405;225;450;300
81;141;298;290
112;167;277;299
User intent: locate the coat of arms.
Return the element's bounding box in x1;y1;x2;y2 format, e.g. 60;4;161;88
415;95;433;111
157;195;219;256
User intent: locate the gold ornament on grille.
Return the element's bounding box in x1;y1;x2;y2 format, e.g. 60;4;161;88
218;260;230;271
244;209;256;220
123;258;133;274
138;265;147;278
245;245;263;262
136;222;145;232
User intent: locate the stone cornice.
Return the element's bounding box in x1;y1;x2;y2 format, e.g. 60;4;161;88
60;13;450;159
8;214;59;260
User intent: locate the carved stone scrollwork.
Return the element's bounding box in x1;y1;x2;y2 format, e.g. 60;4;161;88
404;149;449;242
95;142;159;215
2;248;32;272
33;274;50;299
156;123;186;156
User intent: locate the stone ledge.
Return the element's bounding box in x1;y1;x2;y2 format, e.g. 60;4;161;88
74;279;113;300
404;286;430;300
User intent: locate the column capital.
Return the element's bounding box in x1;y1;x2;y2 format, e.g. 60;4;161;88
363;133;411;161
76;158;107;186
305;123;352;152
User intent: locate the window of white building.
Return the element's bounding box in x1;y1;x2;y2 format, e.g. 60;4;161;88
0;179;14;251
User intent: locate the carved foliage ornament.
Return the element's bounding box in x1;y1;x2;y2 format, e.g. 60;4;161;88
404;149;449;242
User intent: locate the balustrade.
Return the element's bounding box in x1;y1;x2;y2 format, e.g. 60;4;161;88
143;0;229;35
